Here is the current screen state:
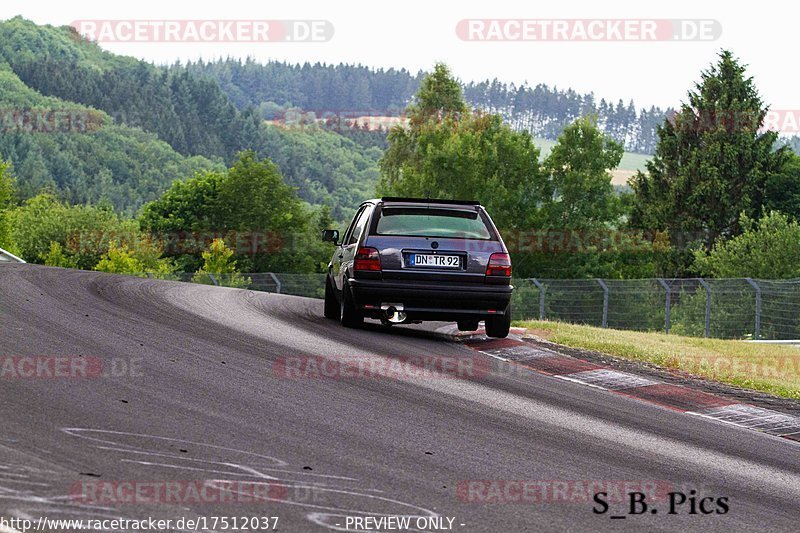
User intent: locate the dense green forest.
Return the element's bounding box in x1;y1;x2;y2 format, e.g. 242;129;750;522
0;62;221;214
184;58;669;154
0;17;261;161
0;17;387;217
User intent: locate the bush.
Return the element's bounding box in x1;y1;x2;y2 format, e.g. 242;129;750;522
192;238;249;288
694;211;800;279
42;242;77;268
11;194;138;268
94;241;176;279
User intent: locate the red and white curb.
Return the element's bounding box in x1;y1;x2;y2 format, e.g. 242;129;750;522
691;404;800;437
450;329;800;444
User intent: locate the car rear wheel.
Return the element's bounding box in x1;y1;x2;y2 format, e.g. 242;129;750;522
457;319;480;332
485;304;511;338
324;276;340;320
340;281;363;328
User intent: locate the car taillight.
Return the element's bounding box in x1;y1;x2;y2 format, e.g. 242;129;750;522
354;247;381;271
486;252;512;276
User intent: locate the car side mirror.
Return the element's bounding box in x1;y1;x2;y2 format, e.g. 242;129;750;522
321;229;340;245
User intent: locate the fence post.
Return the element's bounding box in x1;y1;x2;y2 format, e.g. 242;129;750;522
531;278;545;320
745;278;761;340
207;273;219;286
697;278;711;338
268;272;282;294
657;278;671;334
596;279;609;328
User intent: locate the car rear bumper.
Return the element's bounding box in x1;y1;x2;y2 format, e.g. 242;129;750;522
348;278;513;320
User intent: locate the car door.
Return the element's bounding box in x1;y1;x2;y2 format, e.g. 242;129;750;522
333;204;370;291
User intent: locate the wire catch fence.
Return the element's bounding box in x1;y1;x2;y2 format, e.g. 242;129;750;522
512;278;800;341
144;272;800;340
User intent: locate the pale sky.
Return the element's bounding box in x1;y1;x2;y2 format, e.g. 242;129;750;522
2;0;795;111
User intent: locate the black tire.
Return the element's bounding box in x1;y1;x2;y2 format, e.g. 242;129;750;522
324;276;340;320
457;319;480;332
485;304;511;338
340;281;363;328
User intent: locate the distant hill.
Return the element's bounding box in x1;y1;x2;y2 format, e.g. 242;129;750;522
0;17;383;218
183;59;670;155
0;17;263;162
0;56;220;213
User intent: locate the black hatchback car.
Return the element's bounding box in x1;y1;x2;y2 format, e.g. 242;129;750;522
322;197;513;338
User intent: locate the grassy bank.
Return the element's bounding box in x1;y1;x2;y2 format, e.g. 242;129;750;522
514;320;800;400
533;137;650;185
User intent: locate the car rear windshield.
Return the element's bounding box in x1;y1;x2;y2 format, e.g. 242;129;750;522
372;206;494;239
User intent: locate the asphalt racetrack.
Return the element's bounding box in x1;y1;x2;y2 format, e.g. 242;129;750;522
1;264;799;532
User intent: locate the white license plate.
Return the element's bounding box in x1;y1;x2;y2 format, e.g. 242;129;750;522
409;254;460;268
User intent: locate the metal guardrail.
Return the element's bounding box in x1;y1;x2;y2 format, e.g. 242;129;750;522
139;272;800;341
147;272;328;299
0;247;25;263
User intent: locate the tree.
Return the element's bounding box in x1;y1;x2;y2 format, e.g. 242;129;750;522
538;116;624;229
256;124;383;220
0;159;15;251
407;63;466;122
191;238;249;288
216;151;305;235
93;237;176;278
10;194;135;268
694;211;800;278
378;64;542;231
140;151;327;274
630;50;793;274
378;66;664;279
764;152;800;220
139;170;228;233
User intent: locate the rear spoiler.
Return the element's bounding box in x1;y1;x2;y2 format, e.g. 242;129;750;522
380;197;481;206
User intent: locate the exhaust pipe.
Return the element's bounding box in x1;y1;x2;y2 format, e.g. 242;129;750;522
381;303;407;324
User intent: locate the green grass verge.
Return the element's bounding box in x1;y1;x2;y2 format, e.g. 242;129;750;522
618;151;650;172
514;320;800;400
533;137;650;171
